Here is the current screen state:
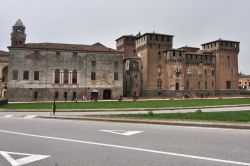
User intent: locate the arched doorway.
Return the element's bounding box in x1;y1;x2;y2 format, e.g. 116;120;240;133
2;66;8;82
103;89;112;100
91;89;98;101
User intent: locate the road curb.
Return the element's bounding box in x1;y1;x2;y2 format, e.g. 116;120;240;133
38;116;250;130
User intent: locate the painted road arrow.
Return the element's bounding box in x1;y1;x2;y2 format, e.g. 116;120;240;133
0;151;50;166
100;130;143;136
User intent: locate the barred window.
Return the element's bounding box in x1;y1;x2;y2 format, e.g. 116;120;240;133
34;71;39;80
23;71;29;80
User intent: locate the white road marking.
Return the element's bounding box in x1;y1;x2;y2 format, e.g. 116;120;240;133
100;130;143;136
0;151;50;166
23;115;37;119
0;130;249;165
3;115;14;118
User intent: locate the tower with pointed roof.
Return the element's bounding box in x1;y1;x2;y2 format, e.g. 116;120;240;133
11;19;26;47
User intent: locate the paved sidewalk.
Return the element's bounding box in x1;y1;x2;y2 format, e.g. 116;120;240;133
1;104;250;112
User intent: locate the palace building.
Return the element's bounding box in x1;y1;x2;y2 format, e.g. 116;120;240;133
0;19;240;101
6;19;123;101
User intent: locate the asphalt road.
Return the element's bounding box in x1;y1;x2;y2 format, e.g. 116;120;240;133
0;116;250;166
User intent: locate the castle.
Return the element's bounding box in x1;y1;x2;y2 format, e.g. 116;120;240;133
0;19;240;101
117;33;239;98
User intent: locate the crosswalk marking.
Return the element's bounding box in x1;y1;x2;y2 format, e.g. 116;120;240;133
3;115;14;118
1;115;37;119
23;115;37;119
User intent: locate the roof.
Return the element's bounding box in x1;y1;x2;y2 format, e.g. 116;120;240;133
115;35;137;41
164;49;214;56
202;38;240;46
0;50;9;57
178;46;200;53
164;49;186;52
186;51;215;56
123;56;141;60
11;42;122;53
14;19;25;27
138;32;174;39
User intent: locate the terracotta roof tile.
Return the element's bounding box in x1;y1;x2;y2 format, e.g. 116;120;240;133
0;50;9;56
23;43;121;53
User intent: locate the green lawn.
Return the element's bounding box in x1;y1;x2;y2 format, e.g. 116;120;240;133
0;98;249;109
102;110;250;122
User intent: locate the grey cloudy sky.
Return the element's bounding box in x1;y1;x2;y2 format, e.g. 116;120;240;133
1;0;249;74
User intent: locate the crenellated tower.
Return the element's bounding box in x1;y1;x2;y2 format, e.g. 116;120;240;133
202;39;240;95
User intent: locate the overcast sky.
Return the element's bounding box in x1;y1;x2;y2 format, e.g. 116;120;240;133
1;0;249;74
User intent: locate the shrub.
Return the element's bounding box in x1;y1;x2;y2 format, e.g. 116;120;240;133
195;109;203;114
148;111;154;116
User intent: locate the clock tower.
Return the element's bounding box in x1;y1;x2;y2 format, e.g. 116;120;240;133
11;19;26;47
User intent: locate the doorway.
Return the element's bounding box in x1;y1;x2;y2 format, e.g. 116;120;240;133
175;82;180;91
91;92;98;101
103;89;112;100
64;92;68;101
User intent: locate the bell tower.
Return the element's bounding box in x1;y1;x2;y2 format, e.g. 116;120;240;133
11;19;26;47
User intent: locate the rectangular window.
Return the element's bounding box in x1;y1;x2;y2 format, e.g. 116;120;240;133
114;61;118;70
212;70;215;76
205;82;207;89
91;72;96;80
34;50;39;54
12;70;18;80
198;81;201;89
114;72;119;80
55;92;59;99
23;71;29;80
186;81;189;89
91;61;96;68
230;68;234;76
34;91;38;99
34;71;39;80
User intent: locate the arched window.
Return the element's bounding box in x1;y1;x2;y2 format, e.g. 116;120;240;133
55;69;60;84
72;70;77;84
64;69;69;84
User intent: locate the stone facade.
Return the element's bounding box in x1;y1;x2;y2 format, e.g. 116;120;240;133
0;50;8;98
2;19;241;101
117;33;240;98
7;19;123;102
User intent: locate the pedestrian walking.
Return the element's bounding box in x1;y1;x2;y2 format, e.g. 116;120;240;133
52;99;56;116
